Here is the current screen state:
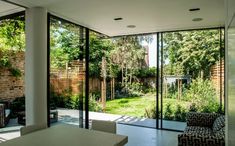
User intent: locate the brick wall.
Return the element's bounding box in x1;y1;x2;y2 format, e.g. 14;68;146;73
0;51;25;101
210;60;224;100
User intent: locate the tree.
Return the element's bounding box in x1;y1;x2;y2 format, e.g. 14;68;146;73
0;16;25;77
163;29;224;79
50;18;83;69
0;16;25;52
110;36;146;87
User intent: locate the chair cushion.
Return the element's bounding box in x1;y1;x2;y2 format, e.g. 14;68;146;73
214;127;225;139
184;126;213;136
186;112;219;127
212;115;225;132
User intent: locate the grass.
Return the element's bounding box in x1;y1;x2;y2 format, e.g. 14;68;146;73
105;93;190;118
106;93;156;117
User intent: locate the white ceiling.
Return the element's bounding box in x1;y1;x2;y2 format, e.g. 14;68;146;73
4;0;225;36
0;1;24;17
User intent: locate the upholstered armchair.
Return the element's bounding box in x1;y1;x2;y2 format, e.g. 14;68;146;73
178;112;225;146
0;103;11;127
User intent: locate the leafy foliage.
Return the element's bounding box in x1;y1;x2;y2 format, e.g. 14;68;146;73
183;78;218;111
89;32;114;77
0;16;25;51
50;18;83;69
110;36;146;85
164;103;174;120
135;67;156;78
163;29;224;79
174;104;187;121
0;17;24;77
9;68;22;78
0;55;11;68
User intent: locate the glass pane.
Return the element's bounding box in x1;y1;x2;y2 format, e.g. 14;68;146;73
0;15;25;139
88;33;157;128
49;16;86;127
161;29;225;131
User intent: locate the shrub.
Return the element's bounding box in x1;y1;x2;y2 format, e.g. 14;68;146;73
144;101;188;121
50;88;79;109
89;98;102;112
183;78;219;112
174;104;187;122
9;68;22;78
202;102;220;113
0;56;11;67
164;103;174;120
51;93;102;111
11;96;25;117
135;67;156;78
89;91;101;101
189;103;198;112
144;104;160;119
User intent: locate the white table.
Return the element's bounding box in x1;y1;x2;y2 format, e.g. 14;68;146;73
0;124;128;146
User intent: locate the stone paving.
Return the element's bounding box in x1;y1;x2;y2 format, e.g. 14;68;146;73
0;109;186;142
56;109;186;130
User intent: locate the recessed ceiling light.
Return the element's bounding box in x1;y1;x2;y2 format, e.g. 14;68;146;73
189;8;200;12
127;25;136;28
192;18;203;22
114;17;123;21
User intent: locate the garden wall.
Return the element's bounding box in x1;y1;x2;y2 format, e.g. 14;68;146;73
0;51;25;101
0;52;224;101
210;60;225;99
50;77;101;94
50;60;101;95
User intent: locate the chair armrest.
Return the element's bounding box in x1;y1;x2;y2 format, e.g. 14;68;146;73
0;104;5;127
178;133;225;146
186;112;219;127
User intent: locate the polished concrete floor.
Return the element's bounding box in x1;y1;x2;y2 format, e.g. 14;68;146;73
117;124;180;146
58;109;186;131
0;124;181;146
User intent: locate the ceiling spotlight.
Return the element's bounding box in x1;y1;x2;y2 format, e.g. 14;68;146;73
192;18;203;22
127;25;136;28
189;8;200;12
114;17;123;21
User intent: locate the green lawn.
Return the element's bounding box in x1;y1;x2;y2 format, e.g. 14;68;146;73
105;94;190;118
106;93;156;117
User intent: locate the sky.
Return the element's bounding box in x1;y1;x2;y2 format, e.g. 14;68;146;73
141;34;157;67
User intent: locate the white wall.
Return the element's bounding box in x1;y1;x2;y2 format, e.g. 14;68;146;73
25;7;48;126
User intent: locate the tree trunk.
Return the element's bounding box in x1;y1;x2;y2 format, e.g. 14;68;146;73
179;79;182;100
110;79;113;100
101;57;107;111
113;78;115;99
121;66;124;86
110;78;115;100
130;72;132;85
200;70;204;79
101;79;106;111
125;66;128;91
78;78;83;128
66;62;69;90
177;79;180;100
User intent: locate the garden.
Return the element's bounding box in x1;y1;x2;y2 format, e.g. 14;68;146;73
0;16;225;126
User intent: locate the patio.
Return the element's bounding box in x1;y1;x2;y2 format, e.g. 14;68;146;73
0;109;184;145
0;108;186;133
57;109;186;131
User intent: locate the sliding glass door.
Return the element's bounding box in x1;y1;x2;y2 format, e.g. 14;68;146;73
88;32;157;128
48;15;88;128
48;16;225;131
157;28;225;131
0;12;25;136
